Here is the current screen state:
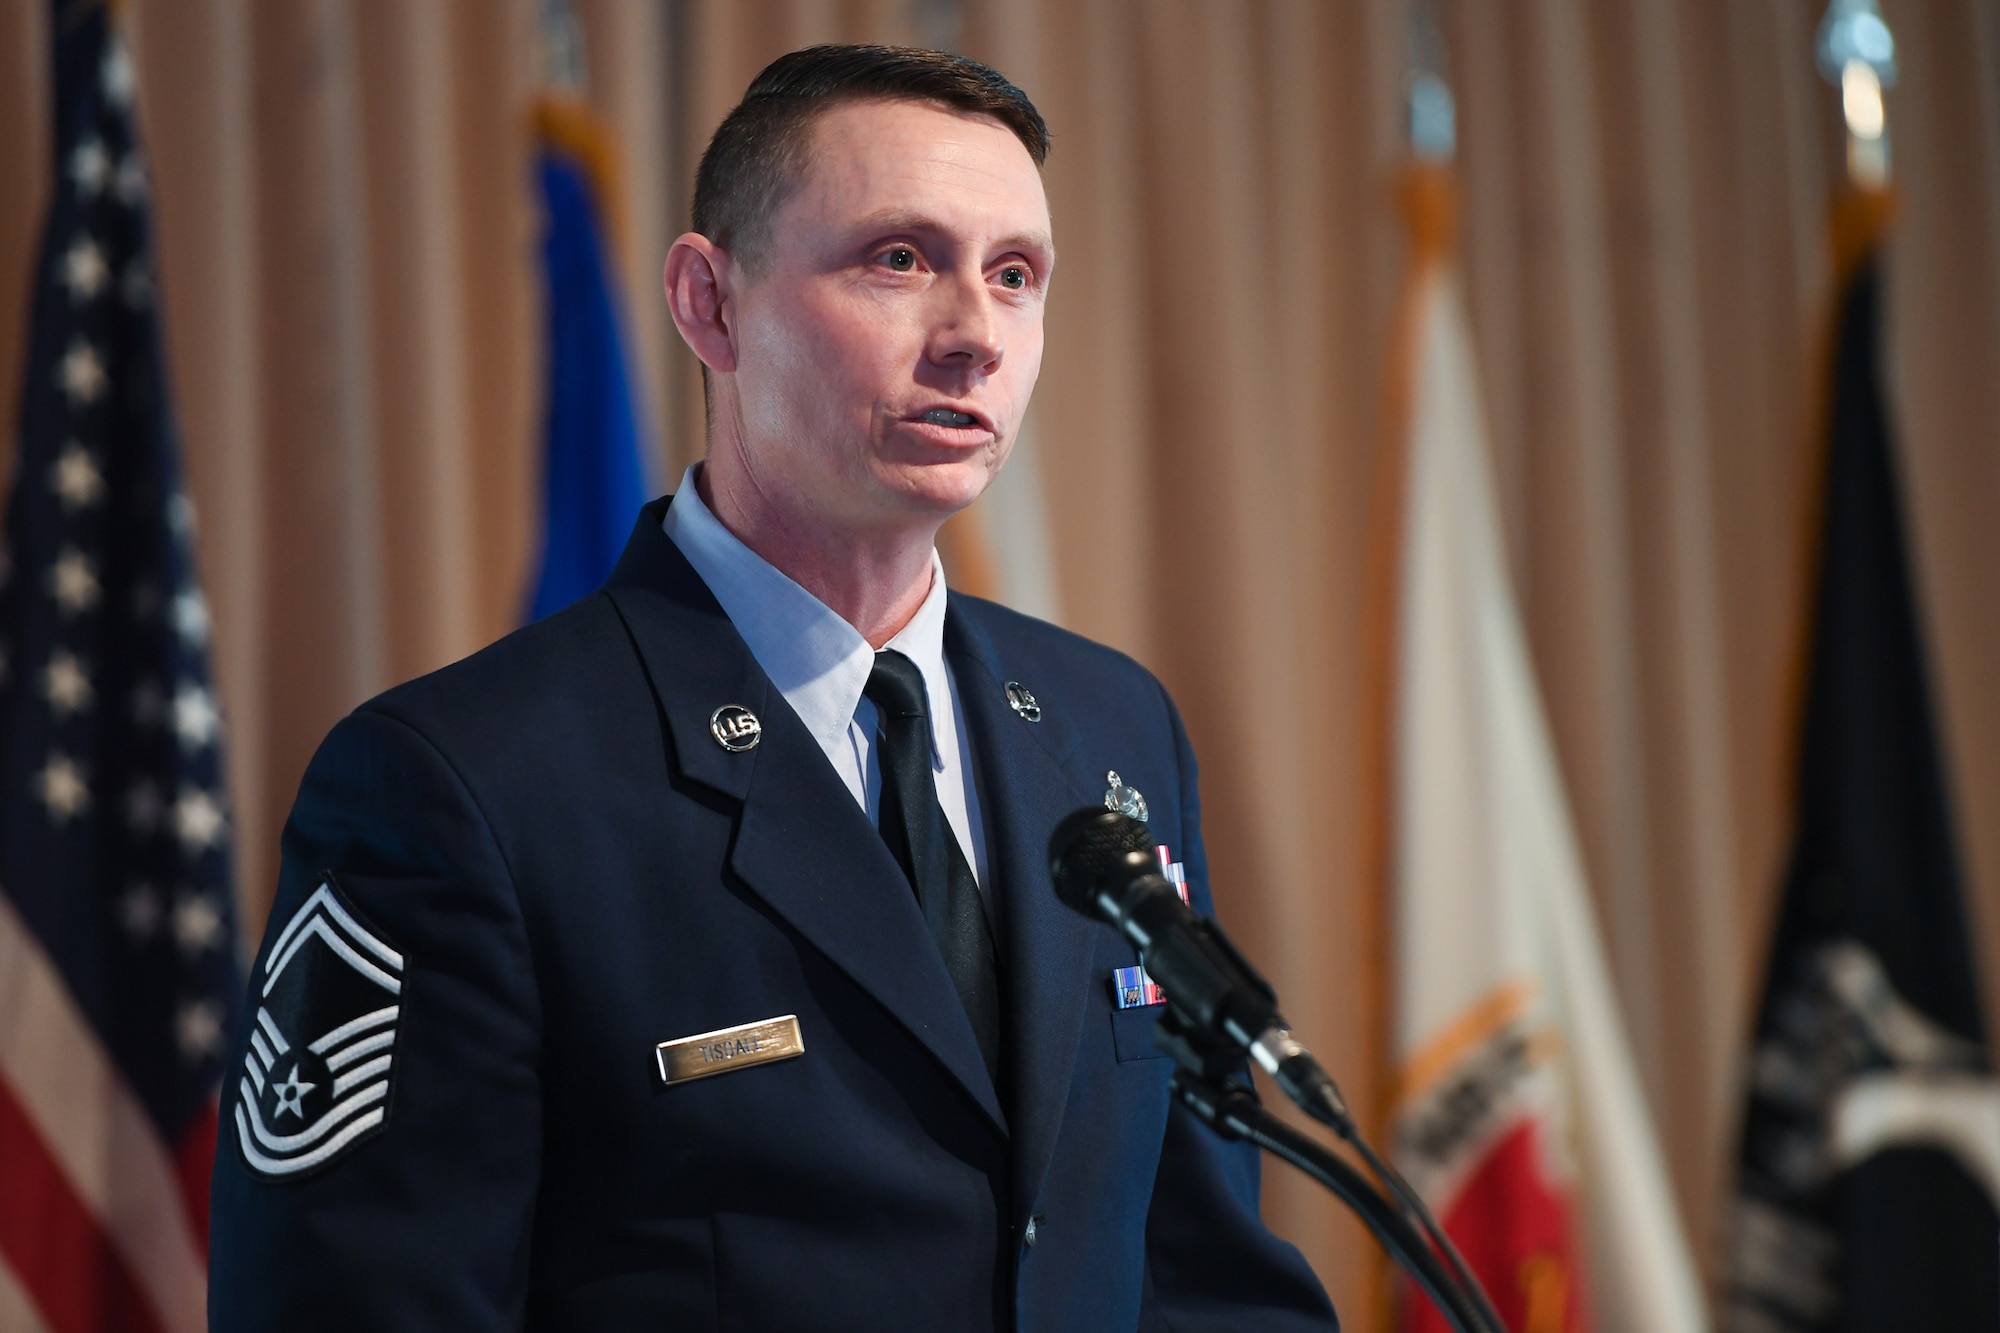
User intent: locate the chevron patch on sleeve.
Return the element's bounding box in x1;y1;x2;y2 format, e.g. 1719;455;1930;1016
233;873;404;1181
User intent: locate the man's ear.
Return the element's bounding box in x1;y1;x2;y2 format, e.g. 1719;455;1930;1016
664;233;738;374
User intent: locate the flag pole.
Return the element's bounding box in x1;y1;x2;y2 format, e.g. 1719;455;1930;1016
1771;0;1901;834
1355;4;1456;1329
533;0;630;268
1818;0;1898;290
524;0;655;620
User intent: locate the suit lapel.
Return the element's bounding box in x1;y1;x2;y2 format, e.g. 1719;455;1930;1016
604;501;1005;1134
946;599;1103;1216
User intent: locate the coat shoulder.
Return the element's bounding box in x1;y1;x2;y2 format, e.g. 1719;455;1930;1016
358;591;644;752
948;592;1165;702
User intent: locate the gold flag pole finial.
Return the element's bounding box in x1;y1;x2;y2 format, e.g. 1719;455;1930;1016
1360;9;1460;1333
1816;0;1898;188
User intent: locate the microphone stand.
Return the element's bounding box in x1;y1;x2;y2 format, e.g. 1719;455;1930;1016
1043;806;1499;1329
1155;1011;1500;1333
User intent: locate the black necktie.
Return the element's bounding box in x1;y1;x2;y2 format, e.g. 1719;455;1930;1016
864;649;1002;1082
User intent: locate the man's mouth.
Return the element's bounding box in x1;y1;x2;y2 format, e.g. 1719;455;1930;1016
919;408;981;429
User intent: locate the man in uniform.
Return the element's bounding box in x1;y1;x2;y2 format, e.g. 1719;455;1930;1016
210;45;1338;1331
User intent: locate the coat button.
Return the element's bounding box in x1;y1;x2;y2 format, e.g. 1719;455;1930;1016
1024;1216;1040;1247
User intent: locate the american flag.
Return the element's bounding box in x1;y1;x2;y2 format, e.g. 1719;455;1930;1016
0;6;238;1331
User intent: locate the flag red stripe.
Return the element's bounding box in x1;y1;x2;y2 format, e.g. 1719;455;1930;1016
0;1078;167;1333
172;1105;217;1259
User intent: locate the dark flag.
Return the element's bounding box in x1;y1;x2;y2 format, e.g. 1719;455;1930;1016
1724;192;2000;1332
0;6;239;1330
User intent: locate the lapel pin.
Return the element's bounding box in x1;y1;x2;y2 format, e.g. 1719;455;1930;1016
1104;770;1148;822
709;704;761;752
1004;680;1041;722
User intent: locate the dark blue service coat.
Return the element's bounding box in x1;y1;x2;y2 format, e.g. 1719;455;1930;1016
209;497;1338;1331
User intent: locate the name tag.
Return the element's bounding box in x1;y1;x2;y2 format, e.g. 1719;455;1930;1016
656;1014;805;1085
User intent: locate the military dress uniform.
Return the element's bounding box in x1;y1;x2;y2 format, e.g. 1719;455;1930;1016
208;482;1339;1331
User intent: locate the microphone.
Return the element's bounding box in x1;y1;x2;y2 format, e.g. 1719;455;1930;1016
1050;807;1508;1333
1047;808;1350;1129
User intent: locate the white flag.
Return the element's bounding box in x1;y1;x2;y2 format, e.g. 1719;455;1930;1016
1390;250;1709;1333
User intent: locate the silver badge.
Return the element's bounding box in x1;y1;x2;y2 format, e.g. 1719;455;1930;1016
710;704;761;752
235;876;403;1181
1104;770;1148;822
1004;681;1041;722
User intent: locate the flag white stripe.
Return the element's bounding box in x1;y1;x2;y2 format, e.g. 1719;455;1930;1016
0;1253;54;1333
0;895;207;1333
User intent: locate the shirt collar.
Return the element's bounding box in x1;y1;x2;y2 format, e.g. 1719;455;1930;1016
662;464;953;767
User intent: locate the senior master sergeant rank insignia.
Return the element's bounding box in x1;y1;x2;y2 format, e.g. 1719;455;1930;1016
233;873;405;1181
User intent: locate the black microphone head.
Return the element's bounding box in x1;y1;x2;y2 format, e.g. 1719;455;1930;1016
1048;807;1157;913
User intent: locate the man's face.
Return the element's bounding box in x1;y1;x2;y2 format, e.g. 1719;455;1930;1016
721;98;1053;534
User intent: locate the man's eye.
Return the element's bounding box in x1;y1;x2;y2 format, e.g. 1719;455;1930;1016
884;248;916;271
999;266;1028;290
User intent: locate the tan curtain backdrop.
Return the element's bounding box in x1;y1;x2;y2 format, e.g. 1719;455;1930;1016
2;0;1996;1319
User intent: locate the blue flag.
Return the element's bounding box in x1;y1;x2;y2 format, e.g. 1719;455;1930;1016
0;8;239;1325
526;118;652;622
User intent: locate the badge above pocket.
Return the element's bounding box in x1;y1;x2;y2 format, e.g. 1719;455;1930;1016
1108;842;1191;1010
233;872;403;1181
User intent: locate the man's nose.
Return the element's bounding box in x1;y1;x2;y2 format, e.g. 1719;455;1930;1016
928;272;1003;373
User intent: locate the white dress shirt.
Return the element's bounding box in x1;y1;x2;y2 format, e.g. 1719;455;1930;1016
662;464;989;893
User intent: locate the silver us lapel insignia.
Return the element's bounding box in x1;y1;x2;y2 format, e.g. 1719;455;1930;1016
710;704;761;752
1104;770;1148;822
234;872;404;1181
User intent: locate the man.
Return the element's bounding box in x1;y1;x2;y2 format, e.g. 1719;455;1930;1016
210;45;1338;1331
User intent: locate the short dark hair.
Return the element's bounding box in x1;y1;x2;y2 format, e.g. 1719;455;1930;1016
692;44;1049;273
